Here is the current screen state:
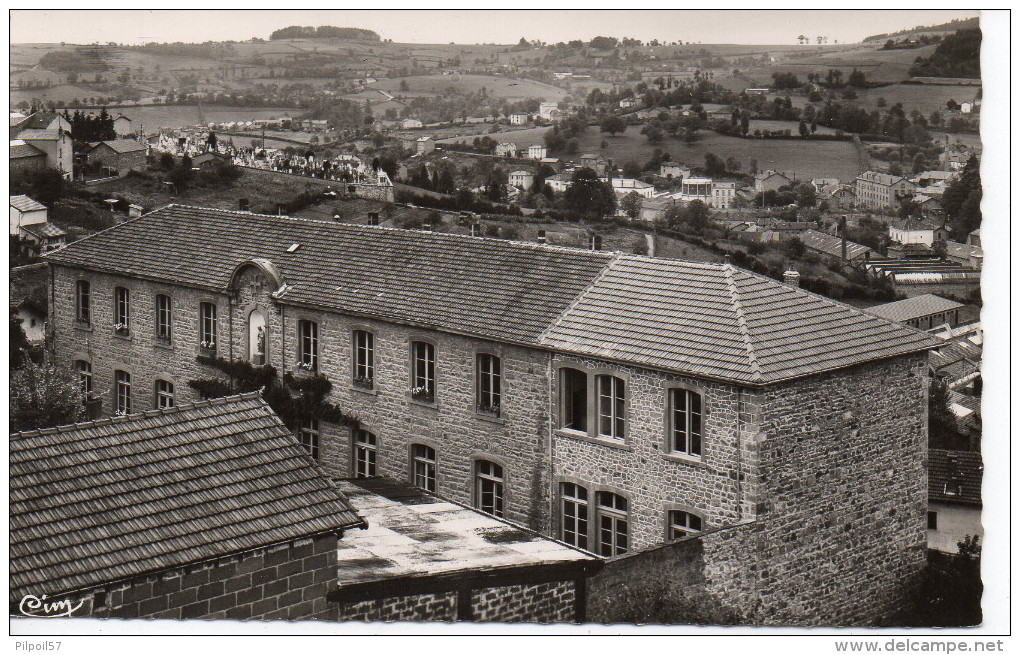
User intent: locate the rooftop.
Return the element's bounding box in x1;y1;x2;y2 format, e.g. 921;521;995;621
857;171;910;186
928;449;982;506
9;141;46;159
20;222;66;240
799;229;874;261
10;194;47;213
866;294;964;324
334;478;595;588
89;138;147;154
46;205;939;385
10;393;364;602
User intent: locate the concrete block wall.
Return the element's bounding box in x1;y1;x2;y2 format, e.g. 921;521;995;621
72;534;339;621
470;581;575;623
337;592;458;622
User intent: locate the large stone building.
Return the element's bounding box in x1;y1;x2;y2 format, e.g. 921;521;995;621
855;171;917;211
44;204;939;625
9;112;74;179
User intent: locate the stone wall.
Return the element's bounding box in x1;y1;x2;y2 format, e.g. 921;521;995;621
69;534;339;621
337;592;458;622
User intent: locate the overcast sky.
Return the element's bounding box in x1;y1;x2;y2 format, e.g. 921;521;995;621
11;9;979;46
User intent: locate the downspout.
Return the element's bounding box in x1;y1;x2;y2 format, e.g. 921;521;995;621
547;352;556;535
735;389;744;521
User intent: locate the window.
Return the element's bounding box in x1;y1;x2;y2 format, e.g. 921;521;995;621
155;294;172;344
297;320;318;371
596;492;628;557
669;388;703;456
927;511;939;530
476;354;501;416
75;280;91;325
596;375;625;439
114;287;130;335
411;444;436;493
475;460;504;517
561;483;589;550
298;418;320;460
199;302;217;351
114;370;131;414
75;360;92;398
353;330;374;388
560;368;587;431
410;341;435;402
353;429;377;478
155;379;175;409
668;510;703;540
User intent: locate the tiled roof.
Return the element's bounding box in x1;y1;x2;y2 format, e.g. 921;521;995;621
539;256;940;384
10;195;47;213
90;138;146;154
19;112;62;130
866;294;963;324
944;240;982;262
18;129;63;141
45;205;614;345
9;141;46;159
10;393;364;602
928;449;982;506
46;205;939;385
20;222;66;240
799;229;873;261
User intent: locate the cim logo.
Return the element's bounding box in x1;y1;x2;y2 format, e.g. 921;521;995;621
18;594;84;618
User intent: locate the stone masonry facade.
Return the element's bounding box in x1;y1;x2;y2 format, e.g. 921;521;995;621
48;261;929;625
67;534;339;621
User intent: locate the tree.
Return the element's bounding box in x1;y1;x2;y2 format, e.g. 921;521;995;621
793;182;817;208
798;121;809;137
641;124;664;143
600;115;627;136
11;361;85;432
703;152;726;177
620;192;643;221
928;377;959;448
564;167;616;219
942;156;981;238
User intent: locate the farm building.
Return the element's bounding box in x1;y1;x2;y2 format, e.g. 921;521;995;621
85;139;148;177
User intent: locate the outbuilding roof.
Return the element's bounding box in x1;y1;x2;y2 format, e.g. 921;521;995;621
10;393;364;602
45;205;939;385
20;222;66;240
928;449;983;506
10;194;47;213
866;294;964;324
9;141;46;159
90;138;147;154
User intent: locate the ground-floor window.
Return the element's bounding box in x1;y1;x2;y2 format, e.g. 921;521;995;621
475;460;504;517
596;492;629;557
353;429;377;478
560;482;589;550
412;444;437;493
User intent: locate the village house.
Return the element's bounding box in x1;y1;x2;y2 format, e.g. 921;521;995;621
526;144;547;160
43;204;940;625
711;181;736;209
538;102;560;120
927;450;983;554
401;118;424;129
580;153;609;176
544;172;572;193
608;177;655;198
888;217;943;247
9;111;74;179
113;114;134;138
10;393;366;621
754;170;791;193
509;113;529;126
415;136;435;155
85;139;148;177
944;240;983;270
619;97;639;109
540;156;562;173
679;177;712;204
866;294;964;331
855;171;917;211
509;170;535;190
659;163;691;180
495;142;519;158
10;194;66;254
9;139;48;175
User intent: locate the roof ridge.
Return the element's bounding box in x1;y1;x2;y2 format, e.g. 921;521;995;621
537;251;624;342
10;391;265;439
722;263;763;383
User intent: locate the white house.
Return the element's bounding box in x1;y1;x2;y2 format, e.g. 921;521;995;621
509;170;535;190
619;98;639;109
928;449;983;554
402;118;424;129
711;181;737;209
10;195;48;236
509;113;529;126
889;218;938;247
680;177;713;203
538;102;560;120
609;177;655;198
527;144;547;160
495;142;519;158
660;163;691;180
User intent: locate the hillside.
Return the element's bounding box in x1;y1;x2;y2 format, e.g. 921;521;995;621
908;29;981;78
862;16;979;42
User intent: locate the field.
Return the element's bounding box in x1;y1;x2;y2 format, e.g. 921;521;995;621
58;105;295;133
368;74;567;102
853;83;980;114
444;126;870;182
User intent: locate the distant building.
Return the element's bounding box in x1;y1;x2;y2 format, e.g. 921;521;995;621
855;171;917;211
866;294;964;331
660;163;691;180
608;177;655;198
829;185;856;209
580;153;609;176
679;177;712;203
527;144;547;160
509;113;529;125
9;140;48;175
113;115;134;138
539;156;562;172
85;139;148;176
619;97;639;109
415;136;435;155
12;296;46;343
944;240;983;270
966;229;980;247
495;142;519;158
9;195;48;236
509;170;535;190
889;217;941;247
9;112;74;179
799;229;873;264
401;118;424;129
927;449;983;554
711;181;737;209
754;170;791;193
538;102;560;120
10;195;65;254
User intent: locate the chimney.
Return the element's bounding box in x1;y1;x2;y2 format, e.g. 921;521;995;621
469;223;481;237
590;234;602;251
238;198;249;211
367;212;379;226
839;215;848;261
783;269;801;288
537;229;547;244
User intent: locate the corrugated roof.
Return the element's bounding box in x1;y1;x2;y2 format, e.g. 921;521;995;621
10;393;364;602
10;195;47;213
90;138;146;154
798;229;873;261
928;449;982;506
46;205;615;345
45;205;940;385
866;294;964;323
540;256;940;384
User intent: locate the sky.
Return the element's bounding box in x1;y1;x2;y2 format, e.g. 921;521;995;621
10;9;979;46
